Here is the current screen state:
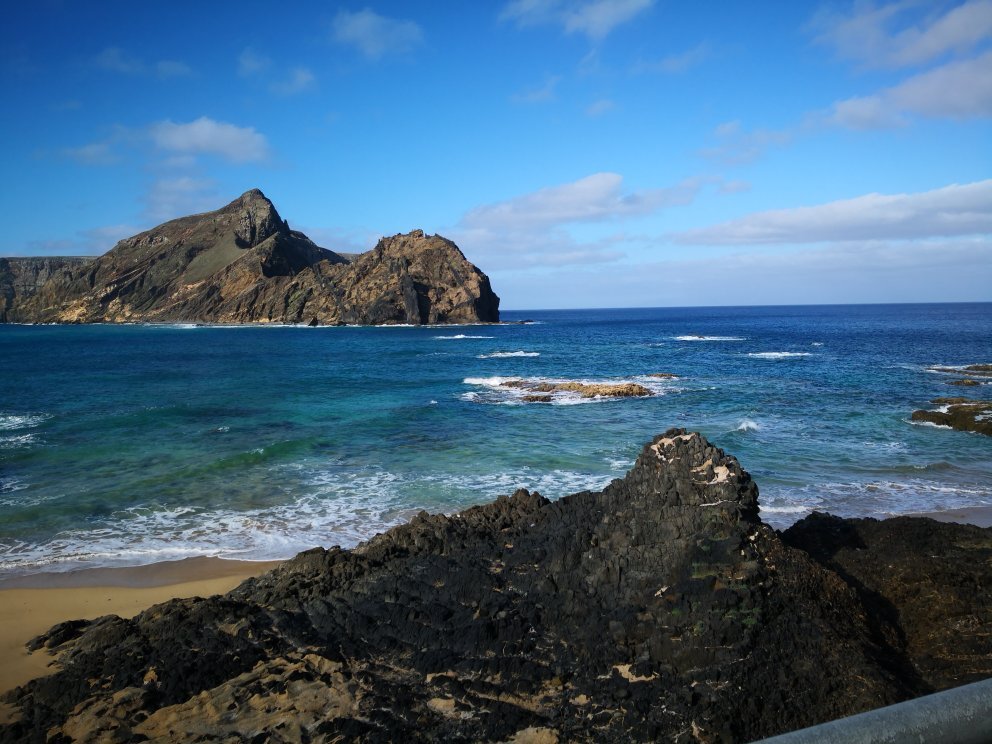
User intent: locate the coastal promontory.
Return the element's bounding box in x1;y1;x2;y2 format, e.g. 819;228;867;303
1;189;499;326
2;430;988;742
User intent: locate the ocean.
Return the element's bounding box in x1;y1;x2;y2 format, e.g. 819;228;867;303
1;303;990;578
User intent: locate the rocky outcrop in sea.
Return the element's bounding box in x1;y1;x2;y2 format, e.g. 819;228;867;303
3;190;499;326
1;430;989;743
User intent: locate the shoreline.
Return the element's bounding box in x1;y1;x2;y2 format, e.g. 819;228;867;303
2;504;990;696
0;557;282;695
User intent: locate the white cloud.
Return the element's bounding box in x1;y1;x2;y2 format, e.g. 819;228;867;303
718;179;751;194
812;0;992;70
95;47;192;79
633;43;709;74
95;47;143;74
888;48;992;117
585;98;615;117
64;142;118;166
700;120;793;165
156;60;192;79
500;0;653;41
462;173;698;231
148;117;270;163
828;48;992;126
143;177;219;223
15;224;140;258
499;236;992;308
238;48;271;76
512;75;562;103
332;8;424;60
453;173;700;269
271;67;316;96
674;180;992;245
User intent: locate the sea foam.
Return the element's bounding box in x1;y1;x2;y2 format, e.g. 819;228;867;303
477;351;540;359
748;352;812;359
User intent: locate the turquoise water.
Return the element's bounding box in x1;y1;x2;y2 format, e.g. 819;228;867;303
1;304;991;576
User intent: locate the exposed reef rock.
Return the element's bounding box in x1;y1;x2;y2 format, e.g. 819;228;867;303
912;397;992;436
930;364;992;378
501;379;653;400
3;430;991;743
4;190;499;325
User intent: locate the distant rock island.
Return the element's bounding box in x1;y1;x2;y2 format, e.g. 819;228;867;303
0;189;499;325
2;430;988;742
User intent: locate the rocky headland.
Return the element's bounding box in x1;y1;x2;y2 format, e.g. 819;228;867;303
2;190;499;326
2;430;989;743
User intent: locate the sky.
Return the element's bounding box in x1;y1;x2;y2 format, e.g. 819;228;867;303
2;0;990;310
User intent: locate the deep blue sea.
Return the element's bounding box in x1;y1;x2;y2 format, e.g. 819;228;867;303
1;304;991;577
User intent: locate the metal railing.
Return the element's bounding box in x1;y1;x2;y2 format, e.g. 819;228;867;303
752;677;992;744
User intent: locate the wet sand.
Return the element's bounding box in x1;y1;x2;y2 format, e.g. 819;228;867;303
909;504;992;528
0;557;282;695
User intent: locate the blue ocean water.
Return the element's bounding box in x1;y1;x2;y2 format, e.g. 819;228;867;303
1;304;990;577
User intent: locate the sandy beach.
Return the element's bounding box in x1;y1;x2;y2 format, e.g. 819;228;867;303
0;557;282;695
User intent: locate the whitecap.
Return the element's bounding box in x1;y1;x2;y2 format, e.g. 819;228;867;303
908;419;954;430
0;434;37;449
463;376;521;387
477;351;541;359
735;420;761;432
0;413;50;431
748;352;812;359
672;335;745;342
433;334;494;340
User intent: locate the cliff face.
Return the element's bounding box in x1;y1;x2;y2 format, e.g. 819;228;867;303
0;257;92;322
6;190;499;325
2;430;988;743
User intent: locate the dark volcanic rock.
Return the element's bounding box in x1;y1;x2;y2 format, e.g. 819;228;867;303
2;430;990;743
911;397;992;436
6;191;499;325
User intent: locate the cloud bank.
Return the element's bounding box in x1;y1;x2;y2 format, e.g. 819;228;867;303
674;180;992;245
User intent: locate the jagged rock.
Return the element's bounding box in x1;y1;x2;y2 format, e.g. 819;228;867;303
5;190;499;326
2;430;990;743
911;398;992;436
948;379;981;386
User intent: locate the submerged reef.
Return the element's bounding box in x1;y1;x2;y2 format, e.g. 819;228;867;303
2;430;990;742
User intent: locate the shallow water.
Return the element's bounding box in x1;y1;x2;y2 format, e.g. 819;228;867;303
1;303;990;576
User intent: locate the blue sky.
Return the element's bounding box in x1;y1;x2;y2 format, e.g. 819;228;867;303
3;0;990;309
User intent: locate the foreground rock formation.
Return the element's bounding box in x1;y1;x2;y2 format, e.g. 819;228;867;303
2;430;990;742
2;190;499;325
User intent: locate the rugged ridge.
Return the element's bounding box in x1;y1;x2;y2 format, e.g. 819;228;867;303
6;190;499;325
2;430;989;743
